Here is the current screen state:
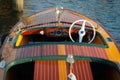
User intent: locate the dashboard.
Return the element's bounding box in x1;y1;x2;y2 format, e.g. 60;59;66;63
45;28;69;37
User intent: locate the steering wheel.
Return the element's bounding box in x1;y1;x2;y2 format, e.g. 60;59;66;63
69;20;96;43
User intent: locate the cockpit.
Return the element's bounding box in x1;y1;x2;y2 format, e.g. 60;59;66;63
15;20;107;47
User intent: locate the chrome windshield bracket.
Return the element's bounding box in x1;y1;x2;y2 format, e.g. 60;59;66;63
56;5;64;26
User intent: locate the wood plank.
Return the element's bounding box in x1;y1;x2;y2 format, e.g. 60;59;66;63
72;60;93;80
34;60;59;80
34;60;93;80
16;44;108;60
65;45;108;59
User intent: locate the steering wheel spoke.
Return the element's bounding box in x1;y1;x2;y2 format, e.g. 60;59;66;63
78;20;86;42
79;34;83;42
81;20;86;31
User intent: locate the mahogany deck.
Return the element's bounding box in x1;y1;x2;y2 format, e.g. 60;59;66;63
16;44;108;59
11;8;98;33
72;60;93;80
34;60;93;80
34;60;59;80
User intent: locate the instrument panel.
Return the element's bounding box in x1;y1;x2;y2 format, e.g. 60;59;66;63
45;28;69;37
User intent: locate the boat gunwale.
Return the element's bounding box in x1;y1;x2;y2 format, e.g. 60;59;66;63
98;24;120;52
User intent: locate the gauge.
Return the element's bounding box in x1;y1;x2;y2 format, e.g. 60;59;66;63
56;29;62;36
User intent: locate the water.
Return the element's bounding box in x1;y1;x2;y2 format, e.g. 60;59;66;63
0;0;120;47
0;1;20;41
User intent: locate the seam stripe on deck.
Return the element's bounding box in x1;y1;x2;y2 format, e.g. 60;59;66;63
58;45;67;80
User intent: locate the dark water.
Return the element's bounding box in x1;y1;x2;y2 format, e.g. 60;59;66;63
0;0;120;47
0;1;20;41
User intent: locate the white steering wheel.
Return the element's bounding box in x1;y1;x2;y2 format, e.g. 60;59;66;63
69;20;96;43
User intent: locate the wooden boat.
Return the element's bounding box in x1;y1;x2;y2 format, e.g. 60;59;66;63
0;6;120;80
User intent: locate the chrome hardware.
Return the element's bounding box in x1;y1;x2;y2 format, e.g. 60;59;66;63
68;73;77;80
66;55;76;80
56;5;64;26
66;54;74;65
